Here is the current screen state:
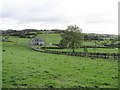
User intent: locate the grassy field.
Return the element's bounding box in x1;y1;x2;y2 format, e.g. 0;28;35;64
36;34;61;44
2;37;118;88
47;48;118;53
0;36;2;89
36;34;97;46
36;33;118;53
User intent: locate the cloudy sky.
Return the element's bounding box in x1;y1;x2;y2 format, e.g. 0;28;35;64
0;0;119;34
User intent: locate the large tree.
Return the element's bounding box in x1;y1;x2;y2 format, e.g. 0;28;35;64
60;25;83;52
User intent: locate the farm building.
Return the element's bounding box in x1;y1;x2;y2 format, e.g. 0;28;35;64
31;38;45;46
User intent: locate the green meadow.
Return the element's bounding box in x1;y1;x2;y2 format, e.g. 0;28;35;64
47;48;118;53
36;33;96;46
37;34;118;53
2;35;118;88
36;34;61;44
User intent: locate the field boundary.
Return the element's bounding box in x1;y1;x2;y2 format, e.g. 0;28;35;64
29;43;119;60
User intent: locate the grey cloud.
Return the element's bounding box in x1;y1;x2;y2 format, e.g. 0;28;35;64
85;13;117;24
1;0;68;24
8;9;70;24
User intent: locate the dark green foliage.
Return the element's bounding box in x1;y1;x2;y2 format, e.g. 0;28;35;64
60;25;83;52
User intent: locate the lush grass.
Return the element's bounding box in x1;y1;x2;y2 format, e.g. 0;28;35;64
83;41;96;46
47;48;118;53
2;38;118;88
0;37;2;89
36;34;61;44
8;36;30;45
36;34;97;46
35;34;118;53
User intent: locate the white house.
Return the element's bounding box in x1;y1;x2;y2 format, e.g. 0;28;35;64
31;38;45;46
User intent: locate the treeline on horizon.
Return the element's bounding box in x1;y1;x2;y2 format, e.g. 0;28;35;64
0;29;119;41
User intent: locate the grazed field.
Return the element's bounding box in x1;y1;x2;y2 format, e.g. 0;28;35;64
2;37;118;88
47;48;118;53
36;34;118;53
0;40;2;89
36;33;97;46
36;34;61;44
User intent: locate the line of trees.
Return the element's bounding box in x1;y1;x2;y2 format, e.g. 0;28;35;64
2;29;118;40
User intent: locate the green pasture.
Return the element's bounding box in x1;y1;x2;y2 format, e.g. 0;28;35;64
2;37;118;88
36;34;61;44
0;36;2;89
83;41;96;46
36;34;97;46
47;48;118;53
2;36;30;46
36;34;118;53
36;33;118;47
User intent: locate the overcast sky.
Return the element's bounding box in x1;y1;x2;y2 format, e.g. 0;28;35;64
0;0;119;34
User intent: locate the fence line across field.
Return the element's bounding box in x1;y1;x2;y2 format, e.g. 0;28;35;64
29;43;119;60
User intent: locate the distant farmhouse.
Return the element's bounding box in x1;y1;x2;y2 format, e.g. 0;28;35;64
31;38;45;46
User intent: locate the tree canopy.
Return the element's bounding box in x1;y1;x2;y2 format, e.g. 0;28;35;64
60;25;83;52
